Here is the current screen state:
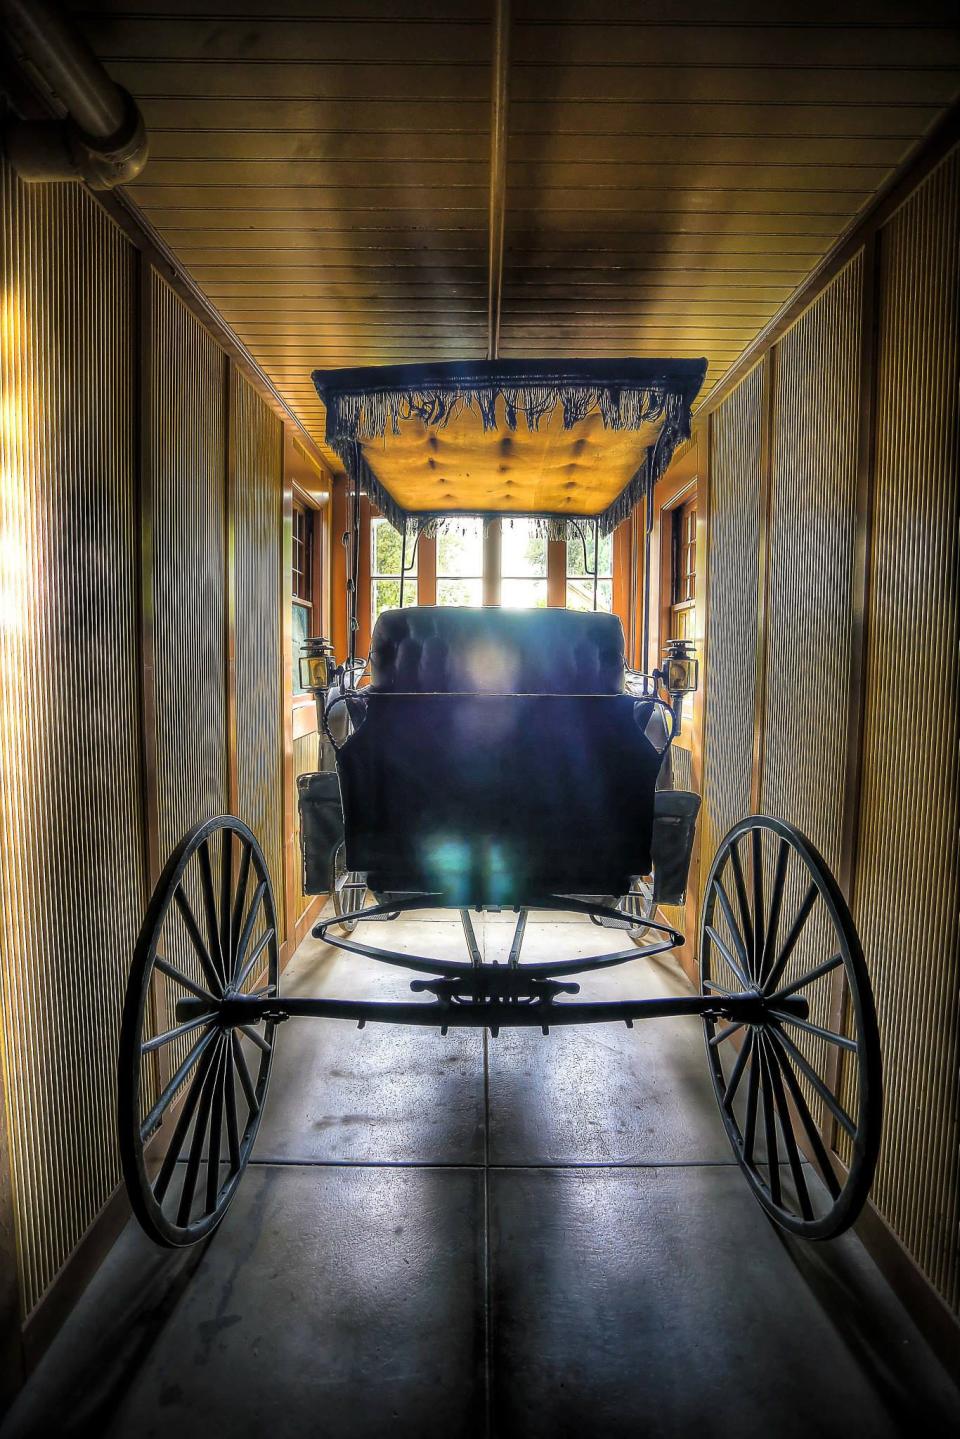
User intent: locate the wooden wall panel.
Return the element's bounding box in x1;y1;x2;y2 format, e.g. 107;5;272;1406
293;731;321;918
851;151;959;1312
232;373;285;938
151;274;229;852
0;164;146;1317
760;258;862;861
699;364;764;885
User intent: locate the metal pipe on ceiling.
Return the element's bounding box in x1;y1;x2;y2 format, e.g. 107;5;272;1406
486;0;511;361
1;0;148;188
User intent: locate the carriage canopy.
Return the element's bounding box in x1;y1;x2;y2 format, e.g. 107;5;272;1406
312;358;707;535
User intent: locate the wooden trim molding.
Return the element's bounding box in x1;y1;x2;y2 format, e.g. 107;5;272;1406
281;426;297;955
546;537;566;607
749;349;776;816
136;253;161;893
838;233;880;901
224;360;240;817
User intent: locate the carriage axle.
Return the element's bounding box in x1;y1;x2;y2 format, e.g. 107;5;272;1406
173;989;809;1031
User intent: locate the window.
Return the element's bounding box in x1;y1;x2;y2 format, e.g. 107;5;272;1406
292;500;315;696
437;518;484;606
500;519;547;608
669;498;697;640
566;523;613;612
371;516;417;628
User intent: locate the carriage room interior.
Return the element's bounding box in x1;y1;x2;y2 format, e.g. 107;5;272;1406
0;2;958;1436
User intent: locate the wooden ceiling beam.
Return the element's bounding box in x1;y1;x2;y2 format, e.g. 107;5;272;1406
487;0;511;360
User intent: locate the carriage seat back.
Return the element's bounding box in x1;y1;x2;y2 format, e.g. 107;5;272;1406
338;607;660;903
369;605;626;696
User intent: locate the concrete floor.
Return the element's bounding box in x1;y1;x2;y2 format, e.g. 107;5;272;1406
3;909;958;1438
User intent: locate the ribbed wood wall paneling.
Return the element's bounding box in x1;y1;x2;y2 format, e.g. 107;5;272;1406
699;363;765;888
232;372;285;940
755;256;864;1139
151;274;228;853
0;163;146;1318
849;151;959;1313
147;273;230;1087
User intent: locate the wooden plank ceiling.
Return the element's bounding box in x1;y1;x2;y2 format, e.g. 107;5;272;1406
70;0;960;454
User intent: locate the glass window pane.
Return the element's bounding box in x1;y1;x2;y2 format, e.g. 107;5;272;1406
596;530;613;578
501;578;547;609
501;520;546;577
292;602;311;695
372;518;414;577
565;577;613;613
437;577;483;607
437;520;483;577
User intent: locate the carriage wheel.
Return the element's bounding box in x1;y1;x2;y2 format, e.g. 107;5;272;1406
330;840;368;936
623;875;657;946
118;816;279;1247
700;816;881;1239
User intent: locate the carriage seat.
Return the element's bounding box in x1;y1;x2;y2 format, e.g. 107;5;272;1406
337;606;662;904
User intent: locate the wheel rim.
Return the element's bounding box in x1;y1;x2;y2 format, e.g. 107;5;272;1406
331;841;367;935
700;816;882;1239
118;816;279;1247
622;875;656;945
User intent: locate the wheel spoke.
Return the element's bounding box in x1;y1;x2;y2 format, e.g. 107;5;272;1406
197;839;227;985
708;1020;745;1049
758;838;790;987
761;882;818;996
231;1030;259;1117
751;827;765;981
224;1045;241;1174
176;1042;222;1226
705;921;752;993
770;1021;858;1140
741;1044;761;1165
234;926;274;995
205;1042;227;1215
766;1029;842;1200
229;841;253;975
154;957;217;1006
722;1029;753;1109
763;1032;814;1220
702;978;738;998
728;839;754;973
153;1039;221;1203
771;953;843;1003
173;886;224;997
758;1036;782;1206
769;1009;858;1054
239;1023;272;1056
711;879;754;988
140;1026;219;1140
233;882;267;987
140;1014;215;1055
219;827;234;981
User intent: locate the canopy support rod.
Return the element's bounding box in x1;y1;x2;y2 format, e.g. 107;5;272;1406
486;0;511;361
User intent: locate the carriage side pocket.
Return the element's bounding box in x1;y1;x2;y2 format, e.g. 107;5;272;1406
297;770;345;894
651;789;701;905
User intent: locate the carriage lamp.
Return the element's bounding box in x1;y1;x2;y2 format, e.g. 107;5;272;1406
299;635;336;695
662;638;699;699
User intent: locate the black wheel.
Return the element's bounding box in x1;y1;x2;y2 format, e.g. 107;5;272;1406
330;840;368;936
700;816;882;1239
622;874;657;945
118;816;279;1247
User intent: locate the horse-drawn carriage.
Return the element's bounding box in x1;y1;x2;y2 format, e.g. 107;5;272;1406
118;359;881;1249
